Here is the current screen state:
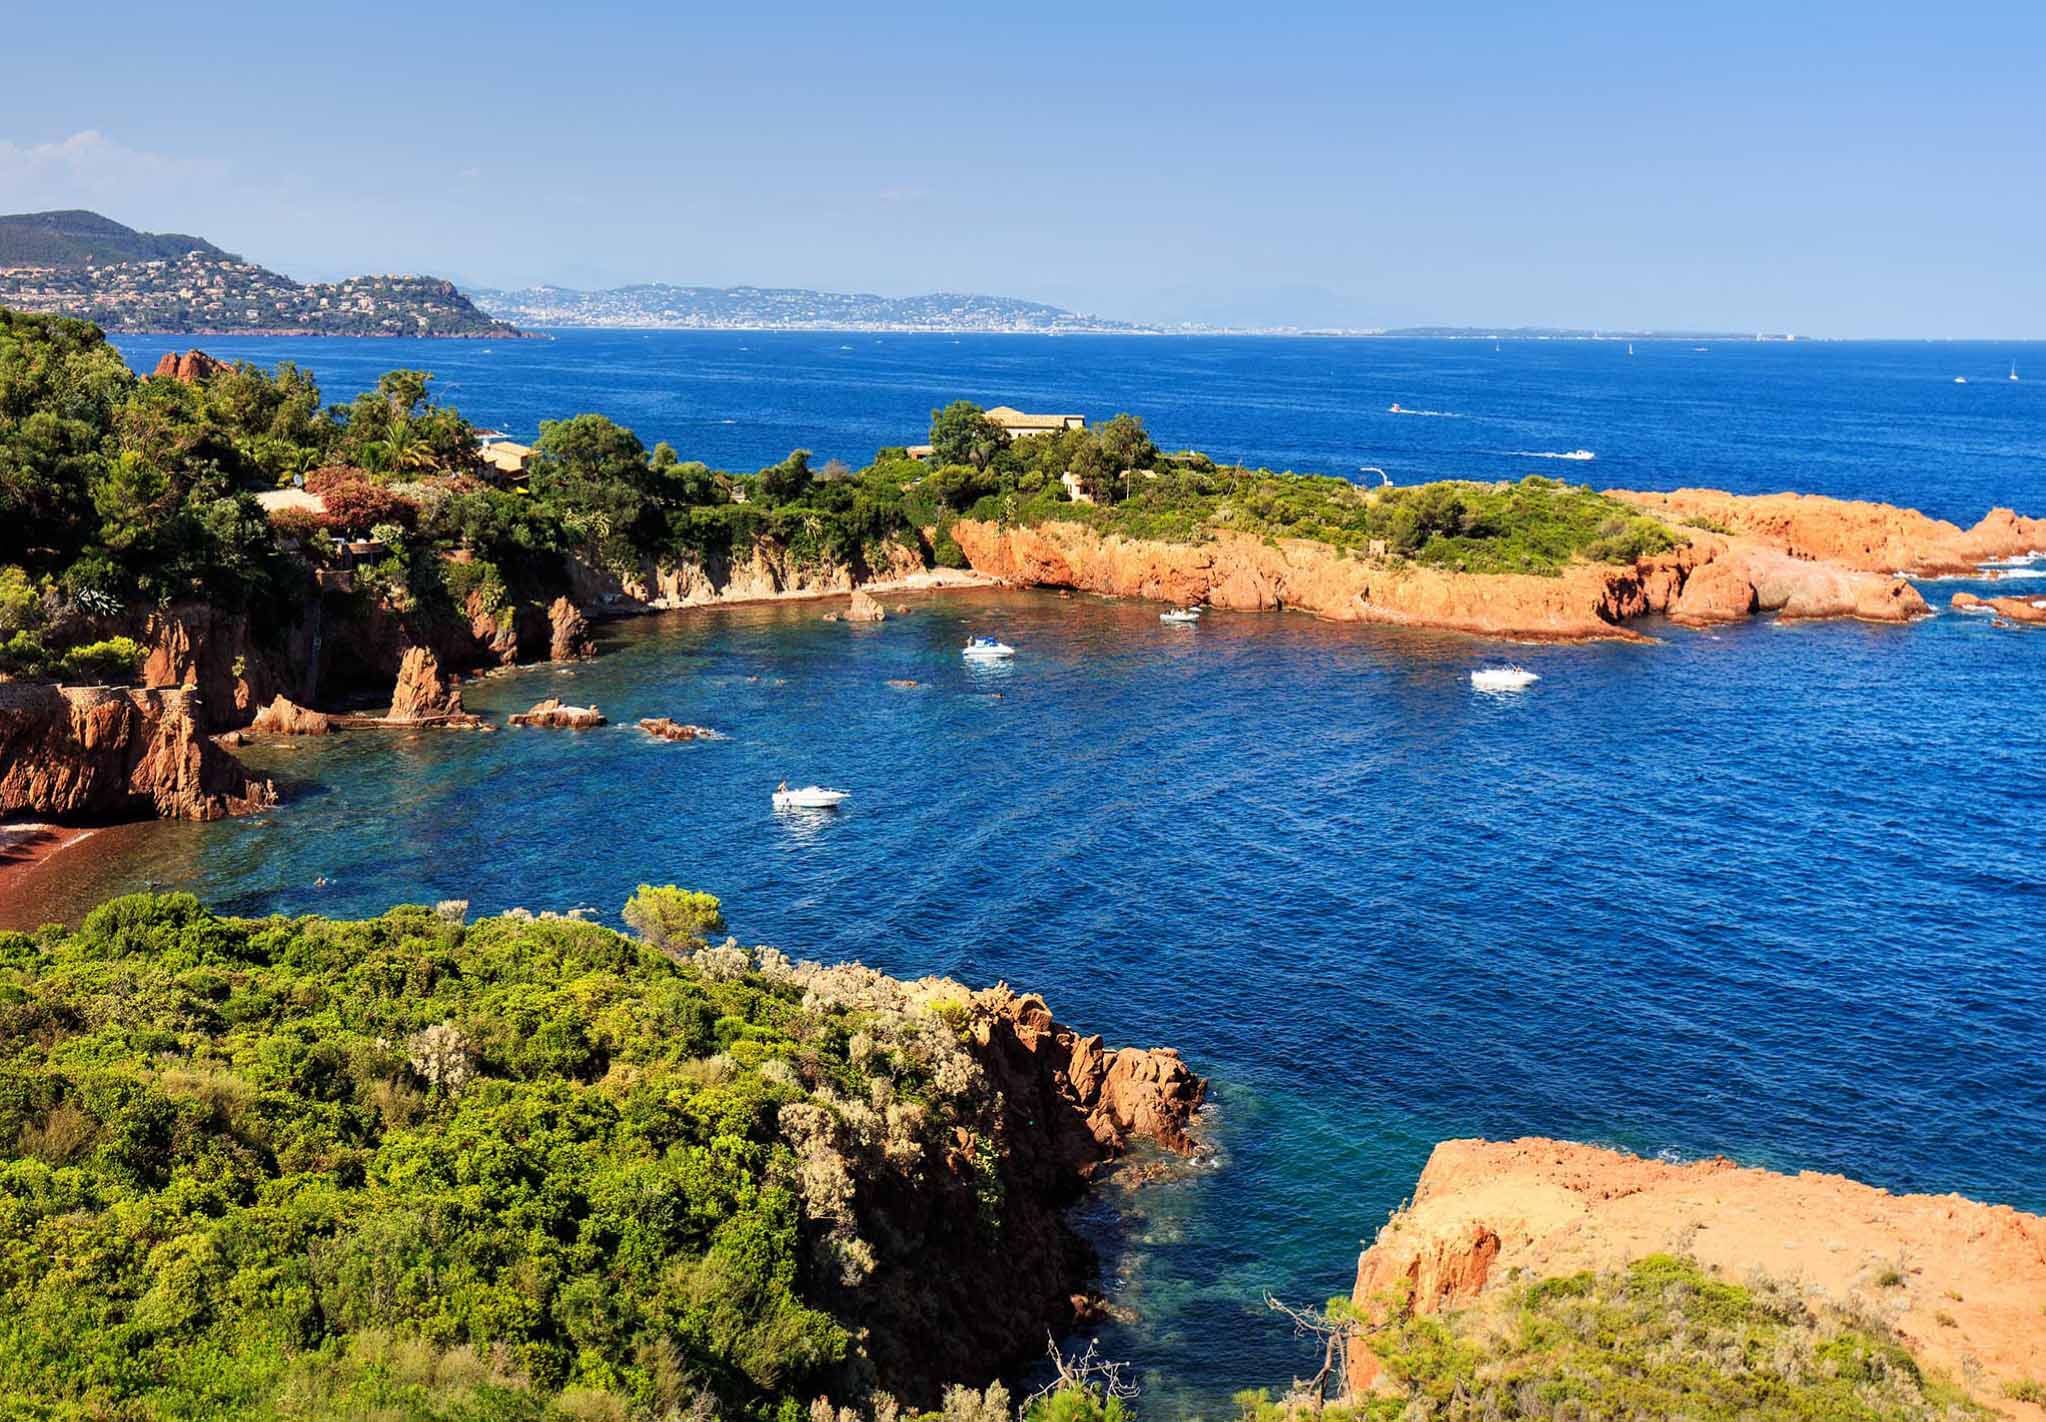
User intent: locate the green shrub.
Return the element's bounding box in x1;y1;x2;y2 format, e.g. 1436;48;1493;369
1351;1253;1979;1422
932;525;969;569
55;635;146;684
0;629;51;677
0;564;41;633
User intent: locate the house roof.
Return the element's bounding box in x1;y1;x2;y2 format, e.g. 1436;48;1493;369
482;442;534;473
254;488;327;516
984;405;1084;430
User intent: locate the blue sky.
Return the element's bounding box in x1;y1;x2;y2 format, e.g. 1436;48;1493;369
3;1;2042;335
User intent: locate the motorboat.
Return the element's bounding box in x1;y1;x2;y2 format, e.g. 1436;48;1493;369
773;785;849;810
1954;376;1968;384
1470;666;1540;692
962;636;1015;660
1160;606;1202;624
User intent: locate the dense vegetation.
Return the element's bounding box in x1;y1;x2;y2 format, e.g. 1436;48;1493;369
1240;1255;1979;1422
0;889;1139;1422
0;311;925;685
908;400;1681;576
0;310;1679;691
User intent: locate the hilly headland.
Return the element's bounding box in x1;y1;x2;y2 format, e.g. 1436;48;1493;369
0;211;519;337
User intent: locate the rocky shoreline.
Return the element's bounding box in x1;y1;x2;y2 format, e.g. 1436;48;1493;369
5;486;2040;836
955;490;2045;641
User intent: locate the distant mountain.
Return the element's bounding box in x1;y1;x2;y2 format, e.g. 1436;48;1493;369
465;282;1154;333
0;210;520;338
0;209;233;267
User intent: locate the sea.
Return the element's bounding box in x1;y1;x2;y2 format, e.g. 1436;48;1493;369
13;331;2046;1416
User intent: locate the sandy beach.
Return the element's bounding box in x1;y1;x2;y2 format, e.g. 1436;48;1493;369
0;822;97;906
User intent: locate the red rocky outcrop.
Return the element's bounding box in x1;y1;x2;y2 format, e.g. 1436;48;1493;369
1341;1138;2046;1413
247;695;332;735
1953;590;2046;626
150;350;232;384
508;697;605;729
387;647;469;722
547;596;596;661
846;984;1206;1406
638;717;716;741
972;986;1208;1179
0;683;274;822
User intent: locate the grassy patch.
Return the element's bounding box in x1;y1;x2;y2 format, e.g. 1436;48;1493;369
1241;1254;1980;1422
984;471;1683;576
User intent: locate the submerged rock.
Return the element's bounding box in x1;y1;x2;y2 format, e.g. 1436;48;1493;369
1953;590;2046;625
510;697;606;729
845;588;887;621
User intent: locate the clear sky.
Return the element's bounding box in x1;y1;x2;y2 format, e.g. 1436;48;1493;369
3;1;2042;335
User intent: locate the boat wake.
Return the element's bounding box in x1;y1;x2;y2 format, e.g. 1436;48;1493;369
1511;448;1596;461
1387;403;1460;417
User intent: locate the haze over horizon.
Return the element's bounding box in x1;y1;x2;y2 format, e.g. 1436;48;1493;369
3;0;2043;338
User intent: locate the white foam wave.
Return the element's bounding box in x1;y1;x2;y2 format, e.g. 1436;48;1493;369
1509;449;1596;461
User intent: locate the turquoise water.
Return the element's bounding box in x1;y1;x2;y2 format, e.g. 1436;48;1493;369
17;333;2046;1413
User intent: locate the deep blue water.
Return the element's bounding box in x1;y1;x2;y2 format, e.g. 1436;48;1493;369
110;330;2046;523
19;333;2046;1415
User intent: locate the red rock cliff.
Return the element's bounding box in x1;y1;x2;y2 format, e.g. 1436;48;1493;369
1611;488;2046;576
950;493;1956;640
1343;1138;2046;1415
842;981;1206;1405
0;683;275;822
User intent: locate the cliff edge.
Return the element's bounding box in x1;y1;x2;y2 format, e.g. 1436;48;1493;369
1344;1138;2046;1416
0;683;274;822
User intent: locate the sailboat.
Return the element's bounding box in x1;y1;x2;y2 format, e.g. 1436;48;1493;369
2012;361;2021;382
1627;343;1635;356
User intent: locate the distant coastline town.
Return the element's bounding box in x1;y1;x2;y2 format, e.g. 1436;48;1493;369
0;209;1805;341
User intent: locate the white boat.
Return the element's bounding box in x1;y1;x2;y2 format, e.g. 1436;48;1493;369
773;785;849;809
1470;666;1540;692
962;636;1015;660
1955;376;1968;384
2012;362;2021;382
1160;606;1202;624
